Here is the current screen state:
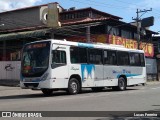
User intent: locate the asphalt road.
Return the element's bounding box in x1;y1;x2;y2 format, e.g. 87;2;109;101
0;82;160;120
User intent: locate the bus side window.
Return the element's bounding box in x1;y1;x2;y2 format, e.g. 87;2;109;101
70;47;87;64
129;53;140;66
88;49;103;64
104;50;117;65
117;51;129;66
140;53;145;66
52;50;66;64
70;47;79;63
104;51;109;64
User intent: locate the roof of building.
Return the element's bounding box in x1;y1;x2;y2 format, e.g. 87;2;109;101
62;17;111;25
0;3;156;34
0;2;62;14
61;7;122;20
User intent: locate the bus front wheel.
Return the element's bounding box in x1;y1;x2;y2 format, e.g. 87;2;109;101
67;78;80;95
41;89;53;96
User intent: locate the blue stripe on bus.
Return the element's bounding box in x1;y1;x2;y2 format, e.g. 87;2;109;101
78;43;94;48
117;74;141;78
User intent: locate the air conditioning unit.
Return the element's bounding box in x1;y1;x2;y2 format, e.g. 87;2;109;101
40;6;48;24
40;3;62;27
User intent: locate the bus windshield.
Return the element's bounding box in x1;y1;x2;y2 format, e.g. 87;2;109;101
21;41;50;77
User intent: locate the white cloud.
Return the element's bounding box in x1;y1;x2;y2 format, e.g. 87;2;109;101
0;0;42;12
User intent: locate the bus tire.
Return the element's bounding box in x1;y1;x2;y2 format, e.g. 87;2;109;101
118;77;126;91
142;83;146;86
92;87;104;92
41;89;53;96
67;78;80;95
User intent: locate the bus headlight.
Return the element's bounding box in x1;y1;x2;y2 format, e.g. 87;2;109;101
41;73;49;81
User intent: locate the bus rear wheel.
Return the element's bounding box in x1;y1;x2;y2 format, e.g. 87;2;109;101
67;78;80;95
112;77;126;91
41;89;53;96
118;77;126;91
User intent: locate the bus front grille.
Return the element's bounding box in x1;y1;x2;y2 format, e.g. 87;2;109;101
24;83;39;88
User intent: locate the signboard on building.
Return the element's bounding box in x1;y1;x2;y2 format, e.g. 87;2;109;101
67;34;154;57
108;35;154;57
141;16;154;27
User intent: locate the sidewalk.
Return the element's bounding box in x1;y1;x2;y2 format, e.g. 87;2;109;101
0;85;19;91
0;79;19;87
146;81;160;85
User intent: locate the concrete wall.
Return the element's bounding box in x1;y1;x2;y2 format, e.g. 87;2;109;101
0;61;21;80
0;7;42;31
146;58;158;81
146;58;157;74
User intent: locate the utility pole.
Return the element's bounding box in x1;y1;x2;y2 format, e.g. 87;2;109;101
133;8;152;49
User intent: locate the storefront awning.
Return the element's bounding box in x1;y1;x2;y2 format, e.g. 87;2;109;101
0;29;50;41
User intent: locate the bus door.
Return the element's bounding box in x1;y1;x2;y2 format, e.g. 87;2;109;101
69;47;94;87
88;49;104;87
51;44;69;88
103;50;117;86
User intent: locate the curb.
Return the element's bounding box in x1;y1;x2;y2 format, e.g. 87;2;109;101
0;79;20;87
146;81;160;85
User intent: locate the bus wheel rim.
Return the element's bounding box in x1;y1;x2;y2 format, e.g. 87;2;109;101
71;82;77;93
119;80;124;89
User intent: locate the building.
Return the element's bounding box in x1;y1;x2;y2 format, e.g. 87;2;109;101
152;35;160;80
0;3;158;85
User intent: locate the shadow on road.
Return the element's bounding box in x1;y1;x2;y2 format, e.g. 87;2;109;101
0;91;68;100
0;87;140;100
152;105;160;106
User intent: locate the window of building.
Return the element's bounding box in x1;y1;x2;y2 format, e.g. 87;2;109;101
129;53;140;66
52;50;66;64
68;14;72;19
134;33;138;40
108;26;119;36
88;49;103;64
117;51;129;66
121;30;132;39
104;50;117;65
70;47;87;63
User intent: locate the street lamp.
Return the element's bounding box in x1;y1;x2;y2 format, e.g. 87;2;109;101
0;24;4;26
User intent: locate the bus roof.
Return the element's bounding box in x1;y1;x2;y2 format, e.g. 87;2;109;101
29;39;144;53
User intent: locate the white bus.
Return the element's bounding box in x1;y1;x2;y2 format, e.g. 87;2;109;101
20;39;146;95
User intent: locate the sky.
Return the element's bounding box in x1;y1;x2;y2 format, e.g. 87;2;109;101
0;0;160;33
